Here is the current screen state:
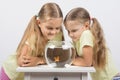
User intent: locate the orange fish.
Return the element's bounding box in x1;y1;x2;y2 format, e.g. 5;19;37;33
54;56;59;62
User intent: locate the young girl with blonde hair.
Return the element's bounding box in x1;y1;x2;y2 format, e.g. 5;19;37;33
64;7;118;80
0;2;64;80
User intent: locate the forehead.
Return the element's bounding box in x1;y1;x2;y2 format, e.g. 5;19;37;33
44;18;63;26
66;20;81;29
67;20;79;25
48;18;62;23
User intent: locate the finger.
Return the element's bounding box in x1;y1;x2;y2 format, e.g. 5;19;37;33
23;56;31;60
39;59;45;64
22;56;27;60
22;63;31;67
23;59;31;64
22;62;35;67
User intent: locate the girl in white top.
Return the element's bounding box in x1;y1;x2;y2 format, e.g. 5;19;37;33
64;7;118;80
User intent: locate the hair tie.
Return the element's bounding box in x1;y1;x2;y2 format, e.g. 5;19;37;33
90;17;93;20
36;16;39;20
90;17;93;27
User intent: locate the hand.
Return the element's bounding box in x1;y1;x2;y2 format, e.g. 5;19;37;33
21;55;45;67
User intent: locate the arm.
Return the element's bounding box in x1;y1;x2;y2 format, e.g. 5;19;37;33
17;44;46;67
21;55;46;67
72;45;93;66
17;44;30;66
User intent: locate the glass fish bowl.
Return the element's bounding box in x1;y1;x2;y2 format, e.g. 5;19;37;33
45;41;75;68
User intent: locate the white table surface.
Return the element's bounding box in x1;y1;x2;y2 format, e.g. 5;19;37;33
16;65;95;80
16;65;95;73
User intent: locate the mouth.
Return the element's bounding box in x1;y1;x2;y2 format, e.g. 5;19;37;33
47;34;56;39
71;37;78;41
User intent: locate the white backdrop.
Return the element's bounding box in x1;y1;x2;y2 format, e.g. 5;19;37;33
0;0;120;74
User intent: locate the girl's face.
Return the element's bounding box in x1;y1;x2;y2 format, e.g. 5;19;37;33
39;18;62;40
65;21;86;42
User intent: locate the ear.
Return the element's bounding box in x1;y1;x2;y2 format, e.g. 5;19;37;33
84;21;90;29
37;19;40;25
37;19;42;28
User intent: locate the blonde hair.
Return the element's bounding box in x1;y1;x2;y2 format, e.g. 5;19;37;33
16;3;63;58
64;7;107;69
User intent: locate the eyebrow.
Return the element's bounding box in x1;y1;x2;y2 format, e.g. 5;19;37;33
46;26;61;29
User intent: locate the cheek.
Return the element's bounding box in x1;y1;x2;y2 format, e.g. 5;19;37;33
40;28;44;33
39;24;48;34
41;27;48;35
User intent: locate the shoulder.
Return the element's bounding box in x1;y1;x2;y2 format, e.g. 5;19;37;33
80;30;93;41
25;32;36;48
80;30;94;47
30;32;36;40
28;32;36;42
81;30;93;37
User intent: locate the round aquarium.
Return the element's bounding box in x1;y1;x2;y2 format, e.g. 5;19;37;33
45;41;75;68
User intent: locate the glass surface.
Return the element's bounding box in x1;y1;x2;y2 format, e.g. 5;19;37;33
45;41;75;68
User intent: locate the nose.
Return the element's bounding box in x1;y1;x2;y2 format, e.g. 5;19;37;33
51;29;57;35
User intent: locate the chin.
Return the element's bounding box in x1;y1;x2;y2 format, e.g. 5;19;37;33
72;39;79;42
48;36;55;40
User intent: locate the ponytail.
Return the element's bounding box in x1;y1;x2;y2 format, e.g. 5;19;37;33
16;15;44;57
90;18;107;69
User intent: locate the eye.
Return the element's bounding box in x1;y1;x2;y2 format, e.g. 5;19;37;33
71;29;78;32
48;28;53;30
56;27;60;30
47;26;53;30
